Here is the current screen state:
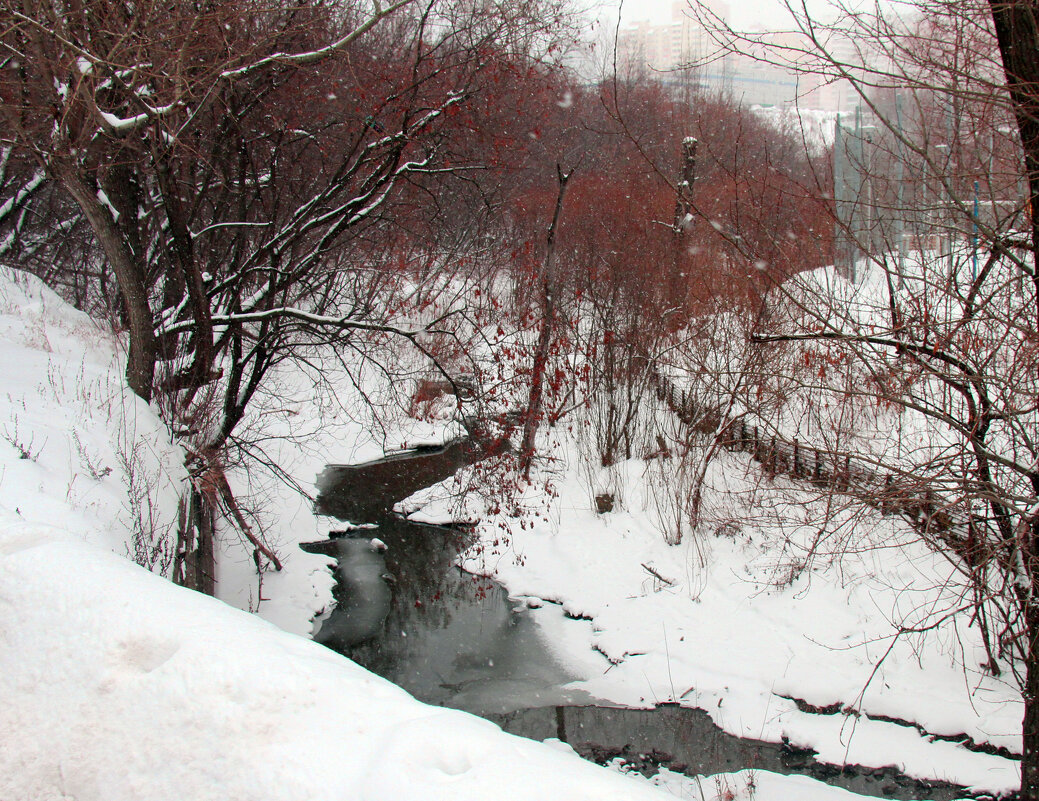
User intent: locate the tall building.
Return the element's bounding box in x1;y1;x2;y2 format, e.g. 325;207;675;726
617;1;732;85
617;5;853;111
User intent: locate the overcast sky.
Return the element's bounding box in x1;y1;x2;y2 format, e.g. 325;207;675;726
599;0;852;32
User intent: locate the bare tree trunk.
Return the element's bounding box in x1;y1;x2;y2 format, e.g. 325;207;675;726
173;485;216;595
986;5;1039;794
669;136;697;309
56;166;157;401
152;146;216;401
1024;605;1039;801
988;0;1039;328
520;165;571;478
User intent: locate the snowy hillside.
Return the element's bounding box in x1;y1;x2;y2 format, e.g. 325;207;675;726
0;268;184;557
0;269;668;801
0;516;687;801
0;268;913;801
752;105;837;154
446;443;1021;796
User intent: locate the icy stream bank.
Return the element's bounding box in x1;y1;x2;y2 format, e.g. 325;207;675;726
311;444;998;800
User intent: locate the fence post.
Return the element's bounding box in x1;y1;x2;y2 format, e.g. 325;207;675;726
841;455;851;491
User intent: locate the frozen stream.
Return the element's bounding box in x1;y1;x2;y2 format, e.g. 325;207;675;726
308;441;984;800
303;516;596;714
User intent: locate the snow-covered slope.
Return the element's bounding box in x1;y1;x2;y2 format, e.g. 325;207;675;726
0;268;670;801
453;431;1022;795
0;266;1005;800
0;269;184;558
0;515;680;801
751;105;837;154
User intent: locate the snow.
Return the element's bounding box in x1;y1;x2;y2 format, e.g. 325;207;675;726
99;109;150;131
0;268;676;800
641;767;888;801
97;103;175;132
95;187;120;221
752;106;837;154
0;168;45;224
0;265;1013;800
0;517;679;801
451;441;1022;796
0;268;183;554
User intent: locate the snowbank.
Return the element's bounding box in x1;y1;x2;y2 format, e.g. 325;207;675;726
0;266;1004;801
0;515;681;801
0;268;184;558
0;269;672;801
456;443;1022;796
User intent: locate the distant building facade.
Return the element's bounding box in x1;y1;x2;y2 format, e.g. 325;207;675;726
617;3;855;111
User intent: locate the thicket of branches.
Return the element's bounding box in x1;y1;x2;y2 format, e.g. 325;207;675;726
1;0;580;590
0;0;833;593
671;0;1039;795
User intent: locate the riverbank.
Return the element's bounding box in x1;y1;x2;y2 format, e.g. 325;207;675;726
407;432;1022;796
0;270;676;801
0;268;1015;800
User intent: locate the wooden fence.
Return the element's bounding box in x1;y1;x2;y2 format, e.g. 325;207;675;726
648;369;964;538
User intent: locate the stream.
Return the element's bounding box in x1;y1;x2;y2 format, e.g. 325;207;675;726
307;439;990;801
303;515;595;714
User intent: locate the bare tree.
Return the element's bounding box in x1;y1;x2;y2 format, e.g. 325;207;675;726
1;0;576;591
680;0;1039;794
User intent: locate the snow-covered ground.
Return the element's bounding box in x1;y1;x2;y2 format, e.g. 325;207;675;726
0;514;681;801
413;253;1024;797
0;268;911;800
445;444;1021;795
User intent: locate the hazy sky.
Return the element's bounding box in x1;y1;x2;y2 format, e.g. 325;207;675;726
604;0;845;32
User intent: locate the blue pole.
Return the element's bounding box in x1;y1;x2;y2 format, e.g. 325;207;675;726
972;180;979;282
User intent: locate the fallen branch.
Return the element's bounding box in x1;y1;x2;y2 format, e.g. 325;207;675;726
641;562;676;587
212;469;284;571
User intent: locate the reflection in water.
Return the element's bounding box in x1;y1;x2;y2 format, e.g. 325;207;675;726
349;521;586;714
305;536;392;649
494;705;776;775
309;446;976;800
310;508;589;715
491;706;974;801
315;439;474;521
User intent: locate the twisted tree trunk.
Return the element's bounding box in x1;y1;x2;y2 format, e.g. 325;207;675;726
56;166;157;401
520;165;571;479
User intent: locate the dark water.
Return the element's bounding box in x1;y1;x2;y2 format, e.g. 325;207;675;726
310;440;593;714
314;439;475;521
309;441;996;800
305;516;594;714
490;705;981;801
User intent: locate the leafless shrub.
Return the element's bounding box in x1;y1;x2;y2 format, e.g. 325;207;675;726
1;415;44;461
117;438;174;575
